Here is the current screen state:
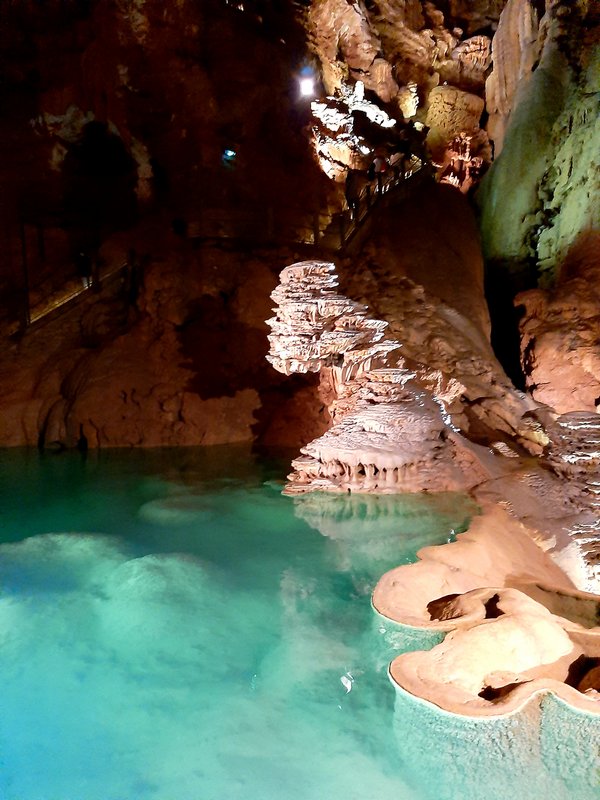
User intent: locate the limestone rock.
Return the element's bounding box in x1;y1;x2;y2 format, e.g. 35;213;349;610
477;2;599;283
438;35;492;92
372;505;600;716
578;665;600;694
307;0;382;96
266;259;502;495
304;0;496;167
517;232;600;412
446;0;506;35
339;181;542;449
484;0;543;155
389;611;599;716
425;85;485;159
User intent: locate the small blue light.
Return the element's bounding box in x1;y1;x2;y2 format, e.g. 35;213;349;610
224;149;236;159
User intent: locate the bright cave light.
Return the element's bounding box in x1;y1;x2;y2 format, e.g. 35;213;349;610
299;77;315;97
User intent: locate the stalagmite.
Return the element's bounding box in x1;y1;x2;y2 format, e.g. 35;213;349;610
266;260;491;495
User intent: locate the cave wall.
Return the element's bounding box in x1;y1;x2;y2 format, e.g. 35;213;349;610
0;0;325;251
476;0;599;410
477;0;599;286
0;0;597;448
0;0;331;450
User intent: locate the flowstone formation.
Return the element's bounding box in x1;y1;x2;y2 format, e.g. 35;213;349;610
266;258;600;721
374;506;600;717
266;260;492;495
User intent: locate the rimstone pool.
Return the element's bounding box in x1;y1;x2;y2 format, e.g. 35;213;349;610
0;447;598;800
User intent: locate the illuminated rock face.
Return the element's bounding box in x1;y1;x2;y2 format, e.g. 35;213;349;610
484;0;542;156
304;0;497;170
545;411;600;590
477;1;599;284
438;133;484;192
517;233;600;413
266;260;493;495
425;86;485;158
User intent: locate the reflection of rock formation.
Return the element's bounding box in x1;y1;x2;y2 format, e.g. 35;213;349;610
292;490;472;540
267;260;496;495
291;489;474;577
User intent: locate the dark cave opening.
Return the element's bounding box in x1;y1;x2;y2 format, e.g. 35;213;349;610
483;263;535;392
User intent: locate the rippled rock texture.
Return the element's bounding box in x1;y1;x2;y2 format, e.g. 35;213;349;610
266;257;543;495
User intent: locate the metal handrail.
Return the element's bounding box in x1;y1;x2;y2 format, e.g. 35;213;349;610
324;158;425;251
7;158;428;337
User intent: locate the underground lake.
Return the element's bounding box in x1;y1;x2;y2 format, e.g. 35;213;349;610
0;446;597;800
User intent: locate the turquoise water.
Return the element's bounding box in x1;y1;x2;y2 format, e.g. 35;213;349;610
0;447;597;800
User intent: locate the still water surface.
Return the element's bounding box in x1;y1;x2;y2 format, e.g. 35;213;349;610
0;447;597;800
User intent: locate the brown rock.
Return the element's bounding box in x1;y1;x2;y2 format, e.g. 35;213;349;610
578;665;600;693
485;0;542;154
517;232;600;413
425;85;485;158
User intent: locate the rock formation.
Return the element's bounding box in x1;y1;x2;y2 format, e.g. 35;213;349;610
374;505;600;716
267;259;499;494
0;0;336;450
302;0;495;179
266;255;600;718
516;232;600;412
484;0;543;156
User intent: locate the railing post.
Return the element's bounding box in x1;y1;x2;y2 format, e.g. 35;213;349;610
37;223;45;261
313;207;320;246
19;220;30;330
91;251;101;292
339;213;346;248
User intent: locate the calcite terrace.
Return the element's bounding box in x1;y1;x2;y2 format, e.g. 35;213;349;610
267;260;492;495
374;506;600;717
